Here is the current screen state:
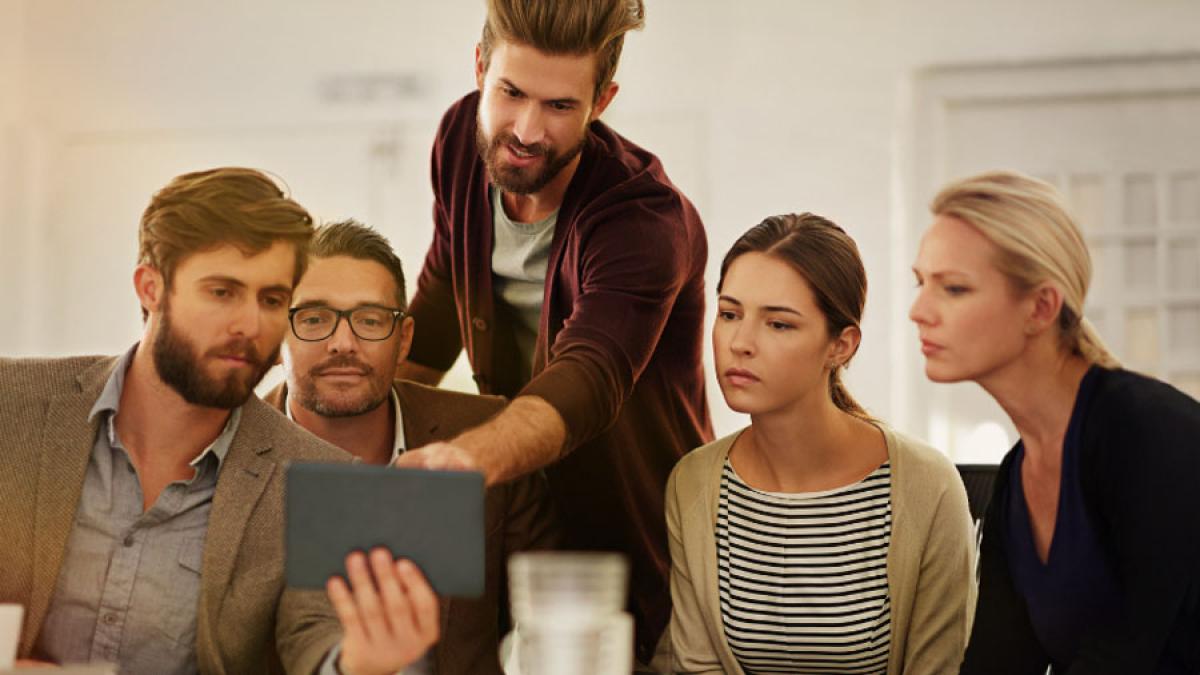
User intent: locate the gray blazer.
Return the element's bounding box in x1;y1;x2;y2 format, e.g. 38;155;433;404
0;355;350;674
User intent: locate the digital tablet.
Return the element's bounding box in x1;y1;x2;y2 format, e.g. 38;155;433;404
286;463;485;598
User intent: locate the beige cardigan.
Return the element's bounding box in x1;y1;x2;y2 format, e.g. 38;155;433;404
667;426;976;674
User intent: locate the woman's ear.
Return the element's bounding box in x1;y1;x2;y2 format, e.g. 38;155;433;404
1026;282;1065;336
828;324;862;369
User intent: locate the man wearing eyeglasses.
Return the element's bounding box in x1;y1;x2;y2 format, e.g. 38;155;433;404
265;220;557;675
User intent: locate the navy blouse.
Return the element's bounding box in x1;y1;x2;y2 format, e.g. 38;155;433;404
1004;366;1122;668
962;366;1200;674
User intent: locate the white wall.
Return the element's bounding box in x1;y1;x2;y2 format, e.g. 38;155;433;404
6;0;1200;439
1;0;30;356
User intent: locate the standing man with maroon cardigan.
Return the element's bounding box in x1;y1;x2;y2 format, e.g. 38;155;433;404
394;0;712;668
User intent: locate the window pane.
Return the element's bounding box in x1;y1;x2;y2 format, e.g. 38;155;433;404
1169;304;1200;359
1169;171;1200;224
1125;307;1160;366
1168;238;1200;291
1070;174;1106;232
1123;173;1157;229
1123;240;1158;290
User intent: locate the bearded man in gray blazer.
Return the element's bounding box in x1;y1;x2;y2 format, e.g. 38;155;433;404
0;167;438;675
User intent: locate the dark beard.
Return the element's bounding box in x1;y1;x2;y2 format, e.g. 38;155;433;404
292;354;390;418
476;124;585;196
153;299;275;409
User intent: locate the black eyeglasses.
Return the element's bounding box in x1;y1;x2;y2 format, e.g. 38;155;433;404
288;305;406;342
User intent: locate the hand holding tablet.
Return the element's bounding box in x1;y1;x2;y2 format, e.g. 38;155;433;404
286;463;486;674
327;548;440;675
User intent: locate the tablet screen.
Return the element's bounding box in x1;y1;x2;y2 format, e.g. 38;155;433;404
286;463;485;597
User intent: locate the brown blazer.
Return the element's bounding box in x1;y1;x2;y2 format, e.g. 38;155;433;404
0;355;350;674
263;379;560;675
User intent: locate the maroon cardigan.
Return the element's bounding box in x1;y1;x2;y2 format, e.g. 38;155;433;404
407;91;713;661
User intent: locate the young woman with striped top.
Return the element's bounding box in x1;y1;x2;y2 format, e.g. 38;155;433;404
668;214;976;674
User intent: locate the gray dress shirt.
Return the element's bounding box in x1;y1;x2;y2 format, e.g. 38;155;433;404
35;347;239;674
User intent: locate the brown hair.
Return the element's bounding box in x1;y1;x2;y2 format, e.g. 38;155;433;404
718;213;873;421
138;167;314;298
932;171;1120;368
479;0;645;103
310;219;408;310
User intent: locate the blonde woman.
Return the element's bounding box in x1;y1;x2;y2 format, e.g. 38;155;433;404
911;171;1200;673
669;214;975;675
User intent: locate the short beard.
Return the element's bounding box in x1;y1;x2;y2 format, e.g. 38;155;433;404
292;355;390;418
153;298;275;410
476;122;585;196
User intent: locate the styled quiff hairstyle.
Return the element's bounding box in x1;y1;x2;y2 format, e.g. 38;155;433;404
138;167;313;292
718;213;874;421
932;170;1120;368
479;0;645;103
309;220;408;310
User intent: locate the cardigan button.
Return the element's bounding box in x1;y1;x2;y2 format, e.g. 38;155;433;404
472;317;488;332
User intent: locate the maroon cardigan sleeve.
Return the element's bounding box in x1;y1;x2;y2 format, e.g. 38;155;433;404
520;184;703;451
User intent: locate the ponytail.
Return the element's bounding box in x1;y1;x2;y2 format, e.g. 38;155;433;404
1065;312;1121;368
830;367;875;422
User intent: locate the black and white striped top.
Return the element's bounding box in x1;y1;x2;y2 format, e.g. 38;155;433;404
717;459;893;674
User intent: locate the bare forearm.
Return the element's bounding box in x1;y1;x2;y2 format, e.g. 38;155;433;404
454;395;567;486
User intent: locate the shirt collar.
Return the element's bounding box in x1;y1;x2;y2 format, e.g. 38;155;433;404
88;342;241;470
285;386;407;463
88;344;136;422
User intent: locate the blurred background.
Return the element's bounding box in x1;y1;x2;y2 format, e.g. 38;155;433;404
2;0;1198;462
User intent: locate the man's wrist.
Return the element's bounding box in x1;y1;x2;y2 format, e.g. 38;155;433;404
448;429;495;483
452;395;565;485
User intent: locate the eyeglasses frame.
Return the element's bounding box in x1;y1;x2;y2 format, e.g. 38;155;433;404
288;305;407;342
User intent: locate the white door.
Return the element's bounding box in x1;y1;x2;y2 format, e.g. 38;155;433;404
901;56;1200;462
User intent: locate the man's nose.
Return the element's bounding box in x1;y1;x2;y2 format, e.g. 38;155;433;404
511;102;546;147
229;297;264;339
327;314;359;353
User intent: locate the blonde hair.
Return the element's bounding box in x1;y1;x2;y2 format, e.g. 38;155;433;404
479;0;645;103
931;170;1120;368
